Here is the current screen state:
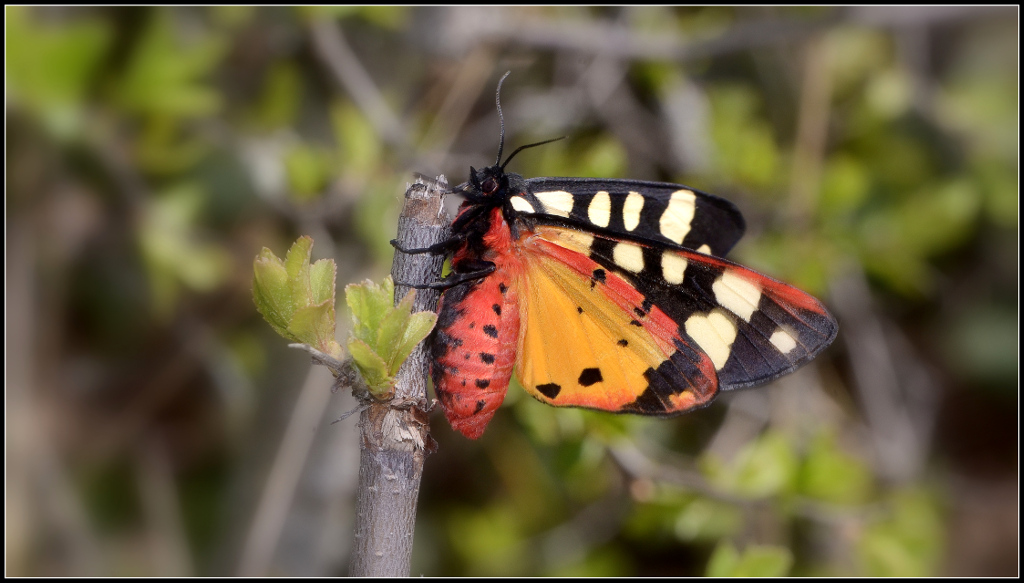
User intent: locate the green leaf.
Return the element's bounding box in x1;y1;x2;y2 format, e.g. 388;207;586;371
331;100;382;173
347;337;392;395
252;248;293;338
309;258;336;305
136;116;210;175
799;432;874;505
376;291;416;371
707;542;793;577
447;505;527;576
345;277;394;342
857;489;943;576
709;84;781;190
113;9;226;118
673;497;742;542
284;143;332;200
284;235;314;309
288;301;340;357
394;311;438;373
139;183;231;317
701;431;799;499
248;60;302;130
252;236;342;359
6;6;112;139
706;541;740;576
342;277;437;398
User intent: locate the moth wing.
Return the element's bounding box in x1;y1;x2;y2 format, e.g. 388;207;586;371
515;227;720;415
515;178;746;256
536;225;839;390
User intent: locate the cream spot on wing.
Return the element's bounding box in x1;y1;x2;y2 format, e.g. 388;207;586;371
588;191;611;228
770;328;798;354
623;191;644;231
713;270;762;322
661;252;688;285
696;244;712;254
555;229;595;252
660;189;697;244
510;196;536;214
612;242;645;273
534;190;574;218
685;308;738;370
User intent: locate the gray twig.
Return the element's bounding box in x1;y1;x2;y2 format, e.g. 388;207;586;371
347;176;450;576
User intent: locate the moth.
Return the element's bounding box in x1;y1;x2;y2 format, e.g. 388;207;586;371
396;75;837;439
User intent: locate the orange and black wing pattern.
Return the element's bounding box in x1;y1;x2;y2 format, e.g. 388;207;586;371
415;142;836;439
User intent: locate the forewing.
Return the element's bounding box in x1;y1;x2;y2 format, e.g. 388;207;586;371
512;178;746;256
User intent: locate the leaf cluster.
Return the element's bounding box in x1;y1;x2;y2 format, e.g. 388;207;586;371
345;278;437;399
252;236;342;359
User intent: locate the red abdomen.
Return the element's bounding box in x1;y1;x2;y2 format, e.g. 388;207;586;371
431;271;520;439
430;207;523;439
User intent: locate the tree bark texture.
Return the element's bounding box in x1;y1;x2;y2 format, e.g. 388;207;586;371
348;176;449;576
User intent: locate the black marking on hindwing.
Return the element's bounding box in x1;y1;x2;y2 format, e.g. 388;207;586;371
537;383;562;399
578;368;603;386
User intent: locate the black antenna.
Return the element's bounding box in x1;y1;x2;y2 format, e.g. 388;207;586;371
493;71;566;170
494;71;512;166
500;136;566;170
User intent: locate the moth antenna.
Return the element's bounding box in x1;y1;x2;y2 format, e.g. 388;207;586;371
494;71;512;167
500;136;567;170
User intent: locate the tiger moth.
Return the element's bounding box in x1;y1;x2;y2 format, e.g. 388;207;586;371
395;76;838;439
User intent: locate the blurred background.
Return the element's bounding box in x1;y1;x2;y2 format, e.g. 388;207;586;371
6;6;1018;577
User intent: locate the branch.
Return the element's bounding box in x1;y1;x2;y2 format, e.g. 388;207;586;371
348;176;449;576
308;19;408;148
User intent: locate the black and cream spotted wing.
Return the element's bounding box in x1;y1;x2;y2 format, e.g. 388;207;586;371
509;178;747;257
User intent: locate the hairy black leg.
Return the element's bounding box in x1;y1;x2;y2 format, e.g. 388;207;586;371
395;262;496;290
390;235;465;255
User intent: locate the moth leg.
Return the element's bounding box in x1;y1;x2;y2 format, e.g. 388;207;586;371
390;235;465;256
395;261;496;290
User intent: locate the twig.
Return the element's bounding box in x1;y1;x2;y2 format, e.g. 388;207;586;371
829;267;930;482
610;440;885;526
308;18;407;148
137;439;194;576
237;363;336;576
446;6;1003;63
788;34;833;226
348;176;450;576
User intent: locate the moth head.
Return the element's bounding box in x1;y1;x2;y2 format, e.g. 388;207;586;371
468;165;507;200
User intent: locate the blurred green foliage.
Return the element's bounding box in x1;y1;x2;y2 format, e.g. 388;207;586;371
6;6;111;138
706;542;794;577
142;183;233;317
112;11;226;119
6;6;1017;578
